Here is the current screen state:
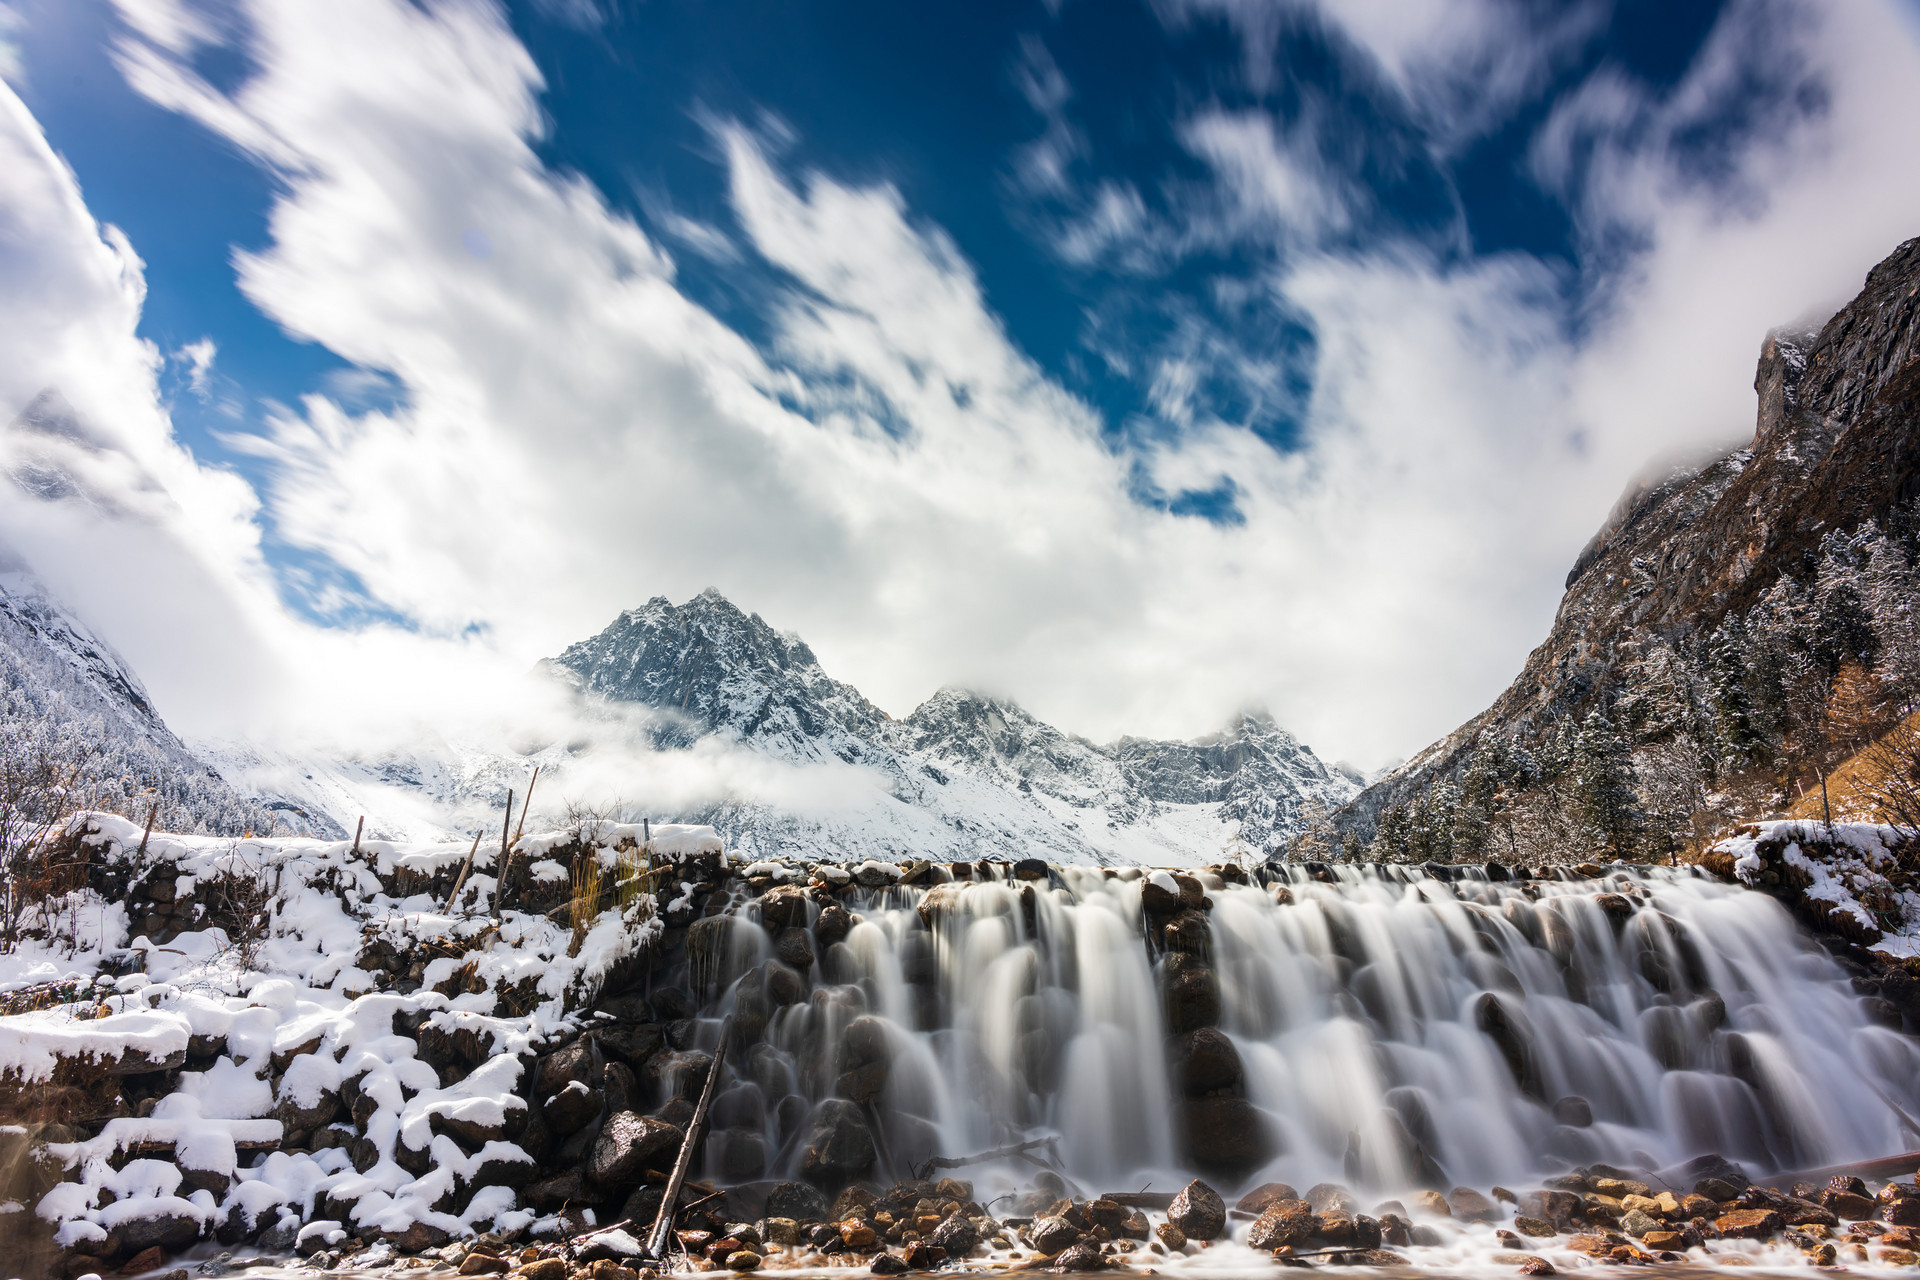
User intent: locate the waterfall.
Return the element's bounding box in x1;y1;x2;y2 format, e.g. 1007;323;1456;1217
684;862;1920;1202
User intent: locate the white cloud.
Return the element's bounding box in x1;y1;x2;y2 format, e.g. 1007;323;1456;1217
1;0;1918;800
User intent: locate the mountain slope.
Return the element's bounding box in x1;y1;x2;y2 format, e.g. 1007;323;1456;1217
550;592;1359;864
1339;235;1920;850
0;555;280;836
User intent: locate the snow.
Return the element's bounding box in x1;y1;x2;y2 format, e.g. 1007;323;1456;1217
3;809;667;1252
1712;818;1919;953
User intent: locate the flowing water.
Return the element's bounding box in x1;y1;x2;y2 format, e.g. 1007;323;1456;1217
684;862;1920;1203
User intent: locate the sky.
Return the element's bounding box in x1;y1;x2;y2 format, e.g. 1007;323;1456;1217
1;0;1919;780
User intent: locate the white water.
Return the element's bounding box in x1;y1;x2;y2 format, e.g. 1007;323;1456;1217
692;864;1920;1202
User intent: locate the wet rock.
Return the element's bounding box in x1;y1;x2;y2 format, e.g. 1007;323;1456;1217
831;1185;878;1221
1053;1242;1105;1271
1162;909;1211;956
870;1254;908;1275
1152;1222;1185;1251
1313;1210;1355;1245
815;903;854;945
1306;1184;1359;1216
1450;1187;1502;1223
839;1222;879;1249
1550;1096;1591;1128
536;1039;599;1097
1474;993;1538;1097
1621;1209;1661;1237
1716;1209;1784;1239
930;1214;978;1256
545;1080;602;1135
1170;1027;1243;1097
767;1181;830;1221
1412;1190;1451;1218
106;1207;202;1255
1030;1216;1082;1255
1670;1153;1750;1196
1513;1216;1556;1238
1517;1257;1557;1275
803;1098;876;1183
589;1110;684;1188
1176;1096;1271;1177
758;885;811;930
1236;1183;1301;1214
1168;1178;1226;1241
775;927;815;970
1013;858;1050;881
385;1221;449;1253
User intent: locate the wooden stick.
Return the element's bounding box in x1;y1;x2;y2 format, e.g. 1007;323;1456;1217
515;767;540;841
136;804;157;856
646;1015;733;1259
350;815;364;856
494;790;515;909
916;1136;1061;1180
444;831;483;913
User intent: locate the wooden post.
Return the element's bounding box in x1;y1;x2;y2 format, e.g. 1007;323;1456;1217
646;1015;733;1259
515;767;540;842
445;831;484;914
136;804;158;856
493;790;515;910
350;816;364;856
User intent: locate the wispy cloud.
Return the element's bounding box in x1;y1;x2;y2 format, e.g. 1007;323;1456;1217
1;0;1918;789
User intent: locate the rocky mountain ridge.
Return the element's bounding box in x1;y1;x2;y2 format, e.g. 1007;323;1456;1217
1339;235;1920;842
549;589;1360;864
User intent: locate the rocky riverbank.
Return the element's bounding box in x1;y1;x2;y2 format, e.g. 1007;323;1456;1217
5;812;1920;1277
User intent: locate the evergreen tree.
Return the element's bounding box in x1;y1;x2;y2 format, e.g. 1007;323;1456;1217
1572;707;1642;859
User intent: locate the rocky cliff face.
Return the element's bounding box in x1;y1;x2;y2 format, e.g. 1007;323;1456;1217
550;592;1359;863
1342;236;1920;836
0;557;275;836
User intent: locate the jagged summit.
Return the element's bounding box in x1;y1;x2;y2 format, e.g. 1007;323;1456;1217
546;589;1360;862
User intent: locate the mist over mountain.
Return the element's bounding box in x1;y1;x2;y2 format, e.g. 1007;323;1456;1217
546;589;1361;864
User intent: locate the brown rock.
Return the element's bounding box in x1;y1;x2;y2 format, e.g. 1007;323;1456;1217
1236;1183;1300;1214
840;1223;878;1250
1641;1230;1685;1250
1167;1178;1226;1240
460;1255;509;1275
1247;1201;1315;1251
1312;1211;1355;1245
1175;1096;1272;1177
726;1253;762;1271
1517;1258;1557;1275
1151;1222;1185;1251
121;1246;169;1273
1716;1209;1784;1239
1513;1216;1556;1238
511;1261;569;1280
1450;1187;1502;1223
1413;1190;1451;1218
1052;1242;1105;1271
1565;1235;1615;1256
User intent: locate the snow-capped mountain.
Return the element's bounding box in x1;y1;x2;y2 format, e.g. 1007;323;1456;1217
0;553;278;836
547;589;1360;864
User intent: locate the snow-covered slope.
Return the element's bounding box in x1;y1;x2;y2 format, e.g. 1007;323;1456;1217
0;554;280;836
547;590;1360;864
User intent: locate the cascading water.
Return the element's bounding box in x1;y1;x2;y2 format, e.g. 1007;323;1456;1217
678;862;1920;1205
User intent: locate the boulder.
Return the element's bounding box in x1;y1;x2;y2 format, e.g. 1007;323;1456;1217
1306;1184;1358;1215
1170;1027;1243;1097
815;904;853;945
1168;1178;1226;1241
766;1181;830;1221
1164;966;1221;1034
1550;1096;1591;1128
536;1039;599;1098
1449;1187;1502;1223
929;1213;978;1256
1715;1209;1783;1239
106;1207;202;1256
384;1221;449;1253
1176;1096;1271;1177
1247;1200;1314;1250
1012;859;1050;881
1474;993;1538;1097
801;1098;876;1183
1312;1210;1354;1245
588;1111;684;1188
1053;1242;1105;1271
1029;1216;1082;1256
1154;1222;1186;1250
1236;1183;1301;1214
775;927;815;970
759;886;812;930
544;1081;603;1135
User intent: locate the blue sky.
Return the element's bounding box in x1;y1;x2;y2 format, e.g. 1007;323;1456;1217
1;0;1918;769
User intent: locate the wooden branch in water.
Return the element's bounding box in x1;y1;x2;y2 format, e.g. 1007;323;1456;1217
915;1137;1061;1181
645;1016;734;1260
